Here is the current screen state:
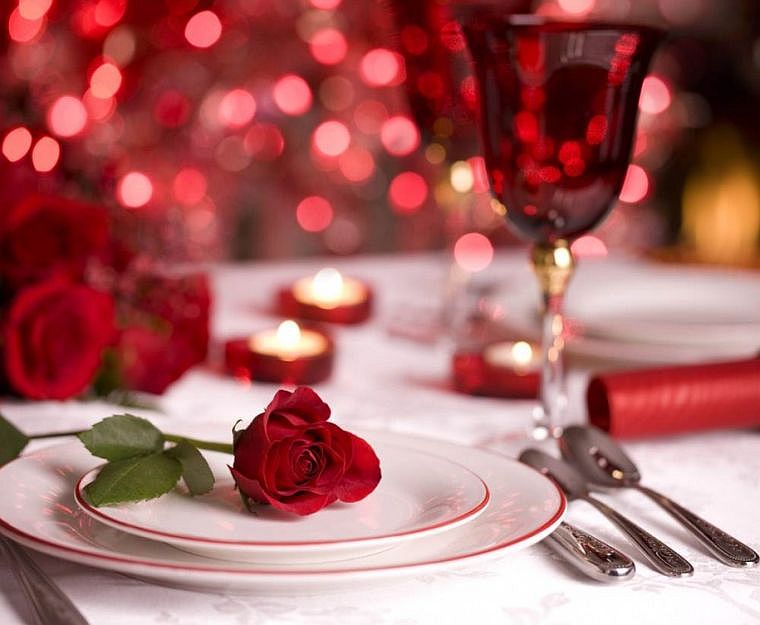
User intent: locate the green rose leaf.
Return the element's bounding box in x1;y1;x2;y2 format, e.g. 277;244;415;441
0;414;29;466
84;453;182;506
78;414;164;461
167;440;214;496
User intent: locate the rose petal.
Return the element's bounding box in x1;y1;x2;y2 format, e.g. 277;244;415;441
232;414;270;482
265;387;331;425
269;490;336;516
336;432;381;503
229;466;274;506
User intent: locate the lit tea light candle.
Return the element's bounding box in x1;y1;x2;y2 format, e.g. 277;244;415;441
250;320;327;360
452;340;540;399
483;340;541;373
278;268;373;324
225;320;334;385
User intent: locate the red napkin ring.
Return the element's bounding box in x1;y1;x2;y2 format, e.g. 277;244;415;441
587;357;760;438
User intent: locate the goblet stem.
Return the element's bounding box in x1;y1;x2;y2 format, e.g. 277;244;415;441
531;240;575;439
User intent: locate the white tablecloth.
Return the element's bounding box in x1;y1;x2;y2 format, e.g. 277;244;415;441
1;252;759;625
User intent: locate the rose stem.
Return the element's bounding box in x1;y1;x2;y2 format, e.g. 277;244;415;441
28;431;233;455
163;434;233;455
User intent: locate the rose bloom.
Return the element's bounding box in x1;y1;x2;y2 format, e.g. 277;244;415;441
115;271;210;394
2;280;115;400
231;387;381;516
0;194;109;293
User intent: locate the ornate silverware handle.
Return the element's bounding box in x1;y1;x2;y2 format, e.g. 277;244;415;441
0;535;90;625
546;521;635;582
636;485;759;567
582;495;694;577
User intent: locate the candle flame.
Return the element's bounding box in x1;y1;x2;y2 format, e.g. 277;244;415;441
511;341;534;366
312;267;344;302
276;320;302;350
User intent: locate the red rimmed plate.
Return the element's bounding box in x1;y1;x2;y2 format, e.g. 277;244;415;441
74;442;491;564
0;432;566;594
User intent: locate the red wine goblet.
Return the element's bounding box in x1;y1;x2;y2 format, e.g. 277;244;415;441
460;15;662;438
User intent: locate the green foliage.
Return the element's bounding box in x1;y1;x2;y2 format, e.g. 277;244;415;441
78;414;164;461
167;440;214;496
83;453;183;506
0;414;29;466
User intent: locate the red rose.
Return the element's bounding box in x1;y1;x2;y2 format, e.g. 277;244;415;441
0;194;109;292
2;280;115;400
230;387;381;516
114;271;210;394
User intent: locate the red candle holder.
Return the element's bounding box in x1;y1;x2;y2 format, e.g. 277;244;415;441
452;340;540;399
224;321;334;385
278;268;372;325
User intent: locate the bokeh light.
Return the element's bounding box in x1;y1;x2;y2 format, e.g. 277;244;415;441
619;164;650;203
296;196;334;232
31;136;60;172
8;8;46;42
83;90;116;121
103;26;136;66
218;89;256;128
380;116;420;156
450;161;474;193
273;75;312;116
93;0;127;29
359;49;402;87
312;120;350;157
185;11;222;49
19;0;52;20
389;171;428;213
118;172;153;208
454;232;494;272
571;235;608;258
173;168;207;206
47;96;88;138
586;115;607;145
309;28;348;65
338;146;375;182
558;0;596;15
2;127;33;162
639;76;672;114
90;62;122;99
310;0;342;8
354;99;388;134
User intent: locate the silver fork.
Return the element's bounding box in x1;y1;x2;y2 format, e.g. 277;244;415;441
0;535;89;625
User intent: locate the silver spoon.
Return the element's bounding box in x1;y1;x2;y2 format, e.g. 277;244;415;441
545;521;635;582
559;425;759;568
519;448;694;577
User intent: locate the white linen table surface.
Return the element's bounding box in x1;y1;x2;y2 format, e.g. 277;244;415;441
1;252;758;625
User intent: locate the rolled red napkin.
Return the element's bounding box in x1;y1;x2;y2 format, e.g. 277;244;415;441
586;357;760;438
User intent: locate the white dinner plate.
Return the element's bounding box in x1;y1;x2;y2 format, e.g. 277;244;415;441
0;432;565;594
74;443;490;564
566;268;760;347
497;261;760;365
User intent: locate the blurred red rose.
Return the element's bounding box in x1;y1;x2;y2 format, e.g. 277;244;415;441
230;387;381;516
2;280;115;400
115;271;210;394
0;194;109;293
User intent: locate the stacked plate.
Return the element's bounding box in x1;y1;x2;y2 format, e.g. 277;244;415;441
0;431;565;593
500;262;760;365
